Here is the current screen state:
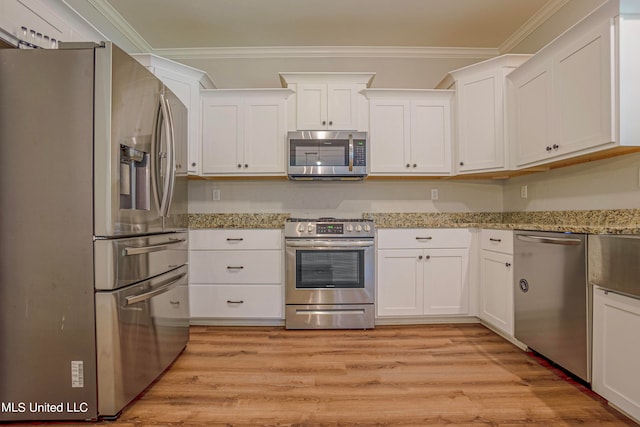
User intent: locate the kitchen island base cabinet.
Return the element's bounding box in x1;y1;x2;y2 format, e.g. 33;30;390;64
189;229;284;325
593;287;640;424
376;229;469;320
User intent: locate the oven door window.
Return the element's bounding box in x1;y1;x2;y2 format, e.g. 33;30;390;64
296;249;364;289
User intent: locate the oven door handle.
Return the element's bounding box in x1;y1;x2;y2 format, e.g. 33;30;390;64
286;240;374;248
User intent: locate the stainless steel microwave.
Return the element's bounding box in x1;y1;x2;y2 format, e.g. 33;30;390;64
287;131;369;180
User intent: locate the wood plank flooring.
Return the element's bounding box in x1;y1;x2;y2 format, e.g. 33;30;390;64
31;324;640;426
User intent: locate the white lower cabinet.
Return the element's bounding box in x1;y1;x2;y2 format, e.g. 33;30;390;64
479;229;514;337
189;229;284;322
376;229;469;318
593;286;640;423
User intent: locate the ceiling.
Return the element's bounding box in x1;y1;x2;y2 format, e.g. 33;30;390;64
101;0;561;53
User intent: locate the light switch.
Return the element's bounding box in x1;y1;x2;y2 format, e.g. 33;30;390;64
431;188;439;200
212;189;221;201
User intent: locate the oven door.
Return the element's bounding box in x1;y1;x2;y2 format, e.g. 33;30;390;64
285;239;374;305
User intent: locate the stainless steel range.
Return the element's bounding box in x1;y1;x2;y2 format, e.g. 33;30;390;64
285;218;375;329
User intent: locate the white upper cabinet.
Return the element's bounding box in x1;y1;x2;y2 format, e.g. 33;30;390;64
438;55;531;174
508;0;640;168
132;54;216;175
200;89;292;176
279;72;375;131
365;90;454;175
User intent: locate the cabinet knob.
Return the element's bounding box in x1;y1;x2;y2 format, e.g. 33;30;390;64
418;255;423;260
244;164;249;168
546;146;552;152
322;121;327;125
406;164;411;168
505;262;512;267
552;144;559;150
237;164;242;168
191;162;196;167
460;161;464;166
329;121;333;126
425;255;431;260
412;164;417;168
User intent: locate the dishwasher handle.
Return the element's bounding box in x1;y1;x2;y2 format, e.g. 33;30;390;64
516;234;582;246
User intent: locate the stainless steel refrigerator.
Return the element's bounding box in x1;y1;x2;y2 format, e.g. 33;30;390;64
0;42;190;421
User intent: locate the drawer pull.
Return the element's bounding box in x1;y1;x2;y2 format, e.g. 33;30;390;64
169;300;180;305
227;266;244;270
416;237;432;241
226;238;244;242
227;300;244;304
489;238;502;242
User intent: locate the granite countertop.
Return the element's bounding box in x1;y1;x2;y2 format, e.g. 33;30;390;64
188;209;640;234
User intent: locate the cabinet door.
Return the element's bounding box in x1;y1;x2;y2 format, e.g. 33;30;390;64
327;84;358;130
244;98;286;173
410;99;452;174
201;98;242;174
553;19;613;155
369;100;411;173
511;59;554;167
296;83;327;130
377;249;423;316
479;251;514;335
593;287;640;422
457;71;504;172
423;249;468;315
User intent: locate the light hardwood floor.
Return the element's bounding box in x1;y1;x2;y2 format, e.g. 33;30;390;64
33;324;640;426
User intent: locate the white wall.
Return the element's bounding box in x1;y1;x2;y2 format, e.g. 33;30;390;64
189;179;504;216
504;152;640;212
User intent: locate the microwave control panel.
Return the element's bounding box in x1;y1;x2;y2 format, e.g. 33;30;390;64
353;140;366;166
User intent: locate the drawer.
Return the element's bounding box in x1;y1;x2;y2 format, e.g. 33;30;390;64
480;229;513;254
189;284;283;318
377;228;469;249
190;229;282;250
190;250;282;284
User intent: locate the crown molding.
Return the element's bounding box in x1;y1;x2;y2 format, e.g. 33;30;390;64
79;0;152;52
498;0;570;53
153;46;499;61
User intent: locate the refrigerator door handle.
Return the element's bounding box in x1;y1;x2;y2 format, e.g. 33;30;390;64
123;238;187;256
157;93;173;218
516;234;582;245
162;93;176;218
125;272;185;305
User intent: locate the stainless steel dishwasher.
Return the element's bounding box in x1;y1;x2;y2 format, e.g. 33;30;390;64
514;230;590;382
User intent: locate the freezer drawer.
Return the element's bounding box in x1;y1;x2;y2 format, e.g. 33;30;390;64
95;265;189;417
94;232;188;290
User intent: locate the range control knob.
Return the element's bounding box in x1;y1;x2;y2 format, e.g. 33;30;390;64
297;223;305;233
346;224;354;232
307;224;314;233
355;224;363;232
363;224;371;232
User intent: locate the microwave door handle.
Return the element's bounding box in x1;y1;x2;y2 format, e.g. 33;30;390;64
125;272;185;305
162;93;176;217
348;134;354;171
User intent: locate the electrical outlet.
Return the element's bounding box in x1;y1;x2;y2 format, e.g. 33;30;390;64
431;188;439;201
520;185;528;199
212;189;221;201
